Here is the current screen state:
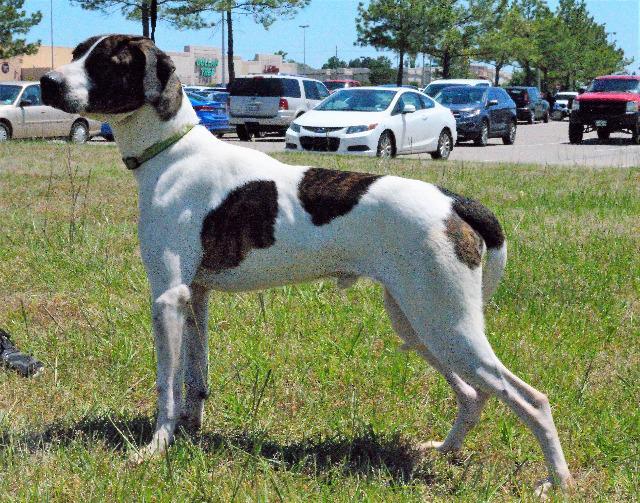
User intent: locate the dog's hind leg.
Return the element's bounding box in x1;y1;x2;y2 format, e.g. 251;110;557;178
386;278;573;495
178;283;210;434
383;289;488;454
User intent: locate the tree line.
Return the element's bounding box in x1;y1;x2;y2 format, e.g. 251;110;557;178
355;0;629;91
3;0;629;92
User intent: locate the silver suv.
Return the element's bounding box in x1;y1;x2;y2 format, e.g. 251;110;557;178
229;75;329;140
0;81;101;142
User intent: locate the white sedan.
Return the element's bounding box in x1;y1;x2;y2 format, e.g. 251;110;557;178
285;87;456;159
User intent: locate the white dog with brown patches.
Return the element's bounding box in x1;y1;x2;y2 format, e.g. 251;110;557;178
41;35;573;496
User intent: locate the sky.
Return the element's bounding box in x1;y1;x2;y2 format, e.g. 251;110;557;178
24;0;640;71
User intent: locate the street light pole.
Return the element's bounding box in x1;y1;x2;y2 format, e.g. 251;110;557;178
50;0;54;69
299;24;309;73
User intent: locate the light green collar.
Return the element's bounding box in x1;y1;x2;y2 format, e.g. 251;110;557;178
122;124;196;170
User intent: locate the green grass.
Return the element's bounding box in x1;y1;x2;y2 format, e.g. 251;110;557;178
0;142;638;501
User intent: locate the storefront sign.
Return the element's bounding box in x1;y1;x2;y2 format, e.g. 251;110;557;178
264;65;279;74
195;58;218;78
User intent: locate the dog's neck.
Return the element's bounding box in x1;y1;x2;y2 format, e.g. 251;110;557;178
109;95;199;160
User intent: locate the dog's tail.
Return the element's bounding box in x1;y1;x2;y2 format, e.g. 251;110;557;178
441;187;507;302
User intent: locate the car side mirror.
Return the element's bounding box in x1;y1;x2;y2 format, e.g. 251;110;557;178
487;99;499;107
19;99;33;107
402;103;416;114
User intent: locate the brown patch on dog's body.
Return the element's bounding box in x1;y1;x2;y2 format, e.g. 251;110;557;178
298;168;382;226
445;214;483;269
81;35;182;120
200;181;278;272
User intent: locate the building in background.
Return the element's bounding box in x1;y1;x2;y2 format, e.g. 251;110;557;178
1;44;298;85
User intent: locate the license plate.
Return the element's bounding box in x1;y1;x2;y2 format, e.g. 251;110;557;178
595;120;607;127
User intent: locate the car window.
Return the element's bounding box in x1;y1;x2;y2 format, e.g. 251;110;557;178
21;85;41;105
315;81;330;100
282;78;301;98
529;88;538;100
303;80;320;100
488;88;500;102
316;89;396;112
403;92;423;109
419;94;435;109
0;85;22;105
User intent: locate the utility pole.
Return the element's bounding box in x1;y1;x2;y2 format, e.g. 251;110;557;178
299;24;309;73
50;0;54;69
221;11;226;86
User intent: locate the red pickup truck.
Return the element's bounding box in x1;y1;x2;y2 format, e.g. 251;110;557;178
569;75;640;144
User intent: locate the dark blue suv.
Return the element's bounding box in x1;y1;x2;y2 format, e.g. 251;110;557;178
435;86;517;146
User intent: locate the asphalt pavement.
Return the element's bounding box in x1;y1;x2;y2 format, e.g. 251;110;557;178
224;119;640;167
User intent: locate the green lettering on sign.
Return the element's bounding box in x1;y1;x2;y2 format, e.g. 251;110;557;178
195;58;219;78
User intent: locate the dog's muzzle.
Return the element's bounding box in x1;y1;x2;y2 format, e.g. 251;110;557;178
40;71;74;112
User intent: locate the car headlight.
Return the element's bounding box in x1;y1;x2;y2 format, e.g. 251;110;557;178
572;101;580;111
460;109;481;118
289;122;301;133
626;101;638;113
346;124;378;134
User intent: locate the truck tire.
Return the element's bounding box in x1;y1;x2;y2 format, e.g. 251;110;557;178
0;122;10;142
596;128;610;141
569;123;583;144
632;124;640;145
236;125;251;141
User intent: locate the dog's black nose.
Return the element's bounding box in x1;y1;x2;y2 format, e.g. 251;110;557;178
40;71;66;107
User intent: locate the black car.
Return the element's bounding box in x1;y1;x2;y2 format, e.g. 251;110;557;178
505;86;550;123
435;86;517;146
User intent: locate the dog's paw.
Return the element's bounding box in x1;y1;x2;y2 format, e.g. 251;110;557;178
534;475;575;500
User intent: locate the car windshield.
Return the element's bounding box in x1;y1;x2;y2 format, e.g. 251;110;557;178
324;81;346;91
588;79;640;93
424;83;468;97
0;85;21;105
315;89;396;112
435;87;487;105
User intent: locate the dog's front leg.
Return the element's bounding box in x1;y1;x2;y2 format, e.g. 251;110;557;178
131;283;191;464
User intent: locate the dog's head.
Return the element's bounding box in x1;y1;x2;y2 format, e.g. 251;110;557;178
41;34;182;121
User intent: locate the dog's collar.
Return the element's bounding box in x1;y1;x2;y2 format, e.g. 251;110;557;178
122;124;196;170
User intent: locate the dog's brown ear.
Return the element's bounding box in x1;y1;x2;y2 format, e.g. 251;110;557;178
134;39;182;121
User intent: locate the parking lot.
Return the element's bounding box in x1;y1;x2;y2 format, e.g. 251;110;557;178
224;119;640;167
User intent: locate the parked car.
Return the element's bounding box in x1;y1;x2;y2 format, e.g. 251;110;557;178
0;81;100;142
435;86;517;146
228;74;330;140
183;85;226;94
378;84;420;90
101;91;233;141
423;79;491;97
186;91;233;137
285;87;456;159
569;75;640;144
504;86;550;123
551;91;579;120
324;79;361;93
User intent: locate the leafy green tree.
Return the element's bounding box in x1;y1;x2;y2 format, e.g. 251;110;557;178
322;55;347;70
0;0;42;59
477;1;530;85
71;0;175;41
355;0;427;85
167;0;310;83
417;0;501;79
348;56;395;85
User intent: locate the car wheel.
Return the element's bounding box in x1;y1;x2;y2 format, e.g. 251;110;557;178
236;125;252;141
103;134;114;142
596;128;610;142
216;133;224;139
431;129;453;160
69;121;89;144
543;111;550;123
502;120;517;145
474;121;489;146
376;131;395;158
569;123;583;144
527;111;534;124
0;123;10;142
